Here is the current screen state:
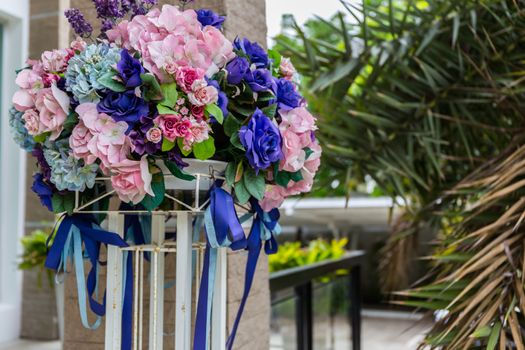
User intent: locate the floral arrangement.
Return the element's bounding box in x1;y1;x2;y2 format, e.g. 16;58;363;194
10;0;321;213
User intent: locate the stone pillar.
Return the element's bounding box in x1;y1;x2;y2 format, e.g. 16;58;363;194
45;1;270;349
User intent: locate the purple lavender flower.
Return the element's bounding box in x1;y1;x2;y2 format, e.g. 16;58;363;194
92;0;122;19
64;8;93;38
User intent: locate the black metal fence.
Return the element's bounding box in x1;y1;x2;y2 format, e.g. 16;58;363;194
269;251;365;350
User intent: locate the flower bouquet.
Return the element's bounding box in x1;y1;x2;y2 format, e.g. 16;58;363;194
10;0;321;214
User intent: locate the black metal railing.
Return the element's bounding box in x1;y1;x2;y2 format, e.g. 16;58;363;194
269;251;365;350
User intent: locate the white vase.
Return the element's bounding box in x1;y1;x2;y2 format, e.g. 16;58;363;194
156;158;228;191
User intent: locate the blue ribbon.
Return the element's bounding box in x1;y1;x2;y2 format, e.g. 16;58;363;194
45;214;133;350
193;186;280;350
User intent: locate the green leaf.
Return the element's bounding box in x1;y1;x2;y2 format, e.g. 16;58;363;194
275;170;302;187
63;113;79;132
177;138;192;156
162;138;175;152
290;170;303;182
51;193;75;214
157;105;176;115
140;170;165;211
192;136;216;160
304;147;314;160
164;160;196;181
141;73;163;101
486;322;501;350
230;132;245;150
160;82;178;107
234;180;251;205
98;72;126;92
268;49;282;69
224;114;241;137
261;104;278;118
225;162;236;187
33;132;50;143
205;103;224;124
470;325;491;338
243;168;265;200
257;91;276;102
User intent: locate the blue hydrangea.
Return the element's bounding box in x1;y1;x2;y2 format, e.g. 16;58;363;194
8;107;35;151
65;44;121;103
44;149;98;192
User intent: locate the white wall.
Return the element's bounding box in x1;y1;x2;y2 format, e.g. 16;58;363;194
0;0;28;343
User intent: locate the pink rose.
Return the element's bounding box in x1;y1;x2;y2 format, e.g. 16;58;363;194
175;66;205;93
21;109;43;136
187;81;218;106
146;127;162;143
110;156;154;205
279;107;317;134
181;119;210;151
35;84;70;140
260;185;286;212
156;114;191;141
191;105;204;120
280;129;306;173
279;57;296;80
12;89;35;112
41;49;71;73
70;121;95;163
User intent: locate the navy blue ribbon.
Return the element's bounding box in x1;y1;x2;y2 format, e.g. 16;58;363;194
193;185;280;350
45;214;133;350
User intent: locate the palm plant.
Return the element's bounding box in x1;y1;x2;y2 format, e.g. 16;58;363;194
274;0;525;347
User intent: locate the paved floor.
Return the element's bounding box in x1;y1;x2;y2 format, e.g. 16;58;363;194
1;309;431;350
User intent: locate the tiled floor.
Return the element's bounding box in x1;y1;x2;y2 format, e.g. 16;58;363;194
1;310;431;350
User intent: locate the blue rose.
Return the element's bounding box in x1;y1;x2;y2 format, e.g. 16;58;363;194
196;9;225;29
239;109;283;173
31;173;54;212
234;37;269;69
226;57;250;85
273;78;302;111
245;68;274;92
117;49;144;88
98;90;149;129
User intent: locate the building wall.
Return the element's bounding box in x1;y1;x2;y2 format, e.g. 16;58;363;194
0;0;29;344
25;0;270;348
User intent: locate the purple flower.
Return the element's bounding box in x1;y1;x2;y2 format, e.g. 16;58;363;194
97;90;149;128
31;173;54;212
273;78;302;111
245;68;274;92
196;9;225;29
117;49;144;88
226;57;250;85
234;38;269;69
239;109;283;173
129;129;161;155
168;148;188;168
64;8;93;38
92;0;121;19
32;146;52;182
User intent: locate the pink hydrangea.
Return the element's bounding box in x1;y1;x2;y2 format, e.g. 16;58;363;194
41;49;72;73
12;89;35;112
34;84;70;140
279;107;317;134
279;57;296;81
15;68;42;90
75;103;132;168
280;129;306;173
259;185;287;212
70;37;87;52
110;156;154;204
107;5;233;82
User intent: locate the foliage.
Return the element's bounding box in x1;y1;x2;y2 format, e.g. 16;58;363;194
274;0;525;347
19;229;53;288
269;238;348;272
